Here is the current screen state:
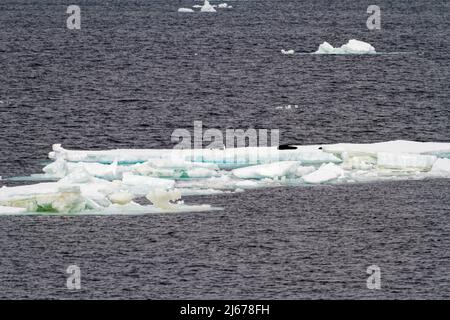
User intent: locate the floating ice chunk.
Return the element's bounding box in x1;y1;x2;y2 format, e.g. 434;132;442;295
315;39;376;54
43;158;130;180
341;39;376;54
201;0;216;12
95;201;219;215
133;159;218;178
377;152;437;171
178;8;195;12
43;158;68;178
232;161;300;179
49;144;340;165
281;49;295;55
302;163;344;184
218;3;229;8
108;191;134;205
315;41;335;54
430;158;450;175
59;168;94;184
146;189;182;210
0;184;89;213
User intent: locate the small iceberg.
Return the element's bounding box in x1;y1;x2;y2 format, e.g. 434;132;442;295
178;8;195;13
314;39;376;54
201;0;216;12
281;49;295;55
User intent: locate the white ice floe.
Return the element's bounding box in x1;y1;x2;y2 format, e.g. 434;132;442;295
49;144;340;165
201;0;216;12
178;8;195;13
281;49;295;55
302;163;344;184
218;3;231;9
232;161;300;179
314;39;376;54
5;140;450;215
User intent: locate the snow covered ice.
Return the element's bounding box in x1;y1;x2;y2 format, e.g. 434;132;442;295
2;140;450;215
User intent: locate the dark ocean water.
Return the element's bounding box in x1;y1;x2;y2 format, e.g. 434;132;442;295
0;0;449;299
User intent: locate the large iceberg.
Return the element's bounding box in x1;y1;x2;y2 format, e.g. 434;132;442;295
315;39;376;54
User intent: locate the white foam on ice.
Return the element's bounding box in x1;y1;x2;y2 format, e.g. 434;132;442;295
314;39;376;54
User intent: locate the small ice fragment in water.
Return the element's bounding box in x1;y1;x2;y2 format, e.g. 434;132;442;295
146;189;182;210
281;49;295;55
178;8;194;13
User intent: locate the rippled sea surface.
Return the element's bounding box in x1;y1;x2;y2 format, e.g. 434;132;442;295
0;0;449;299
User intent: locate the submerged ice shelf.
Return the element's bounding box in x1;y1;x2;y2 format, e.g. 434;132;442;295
1;140;450;215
